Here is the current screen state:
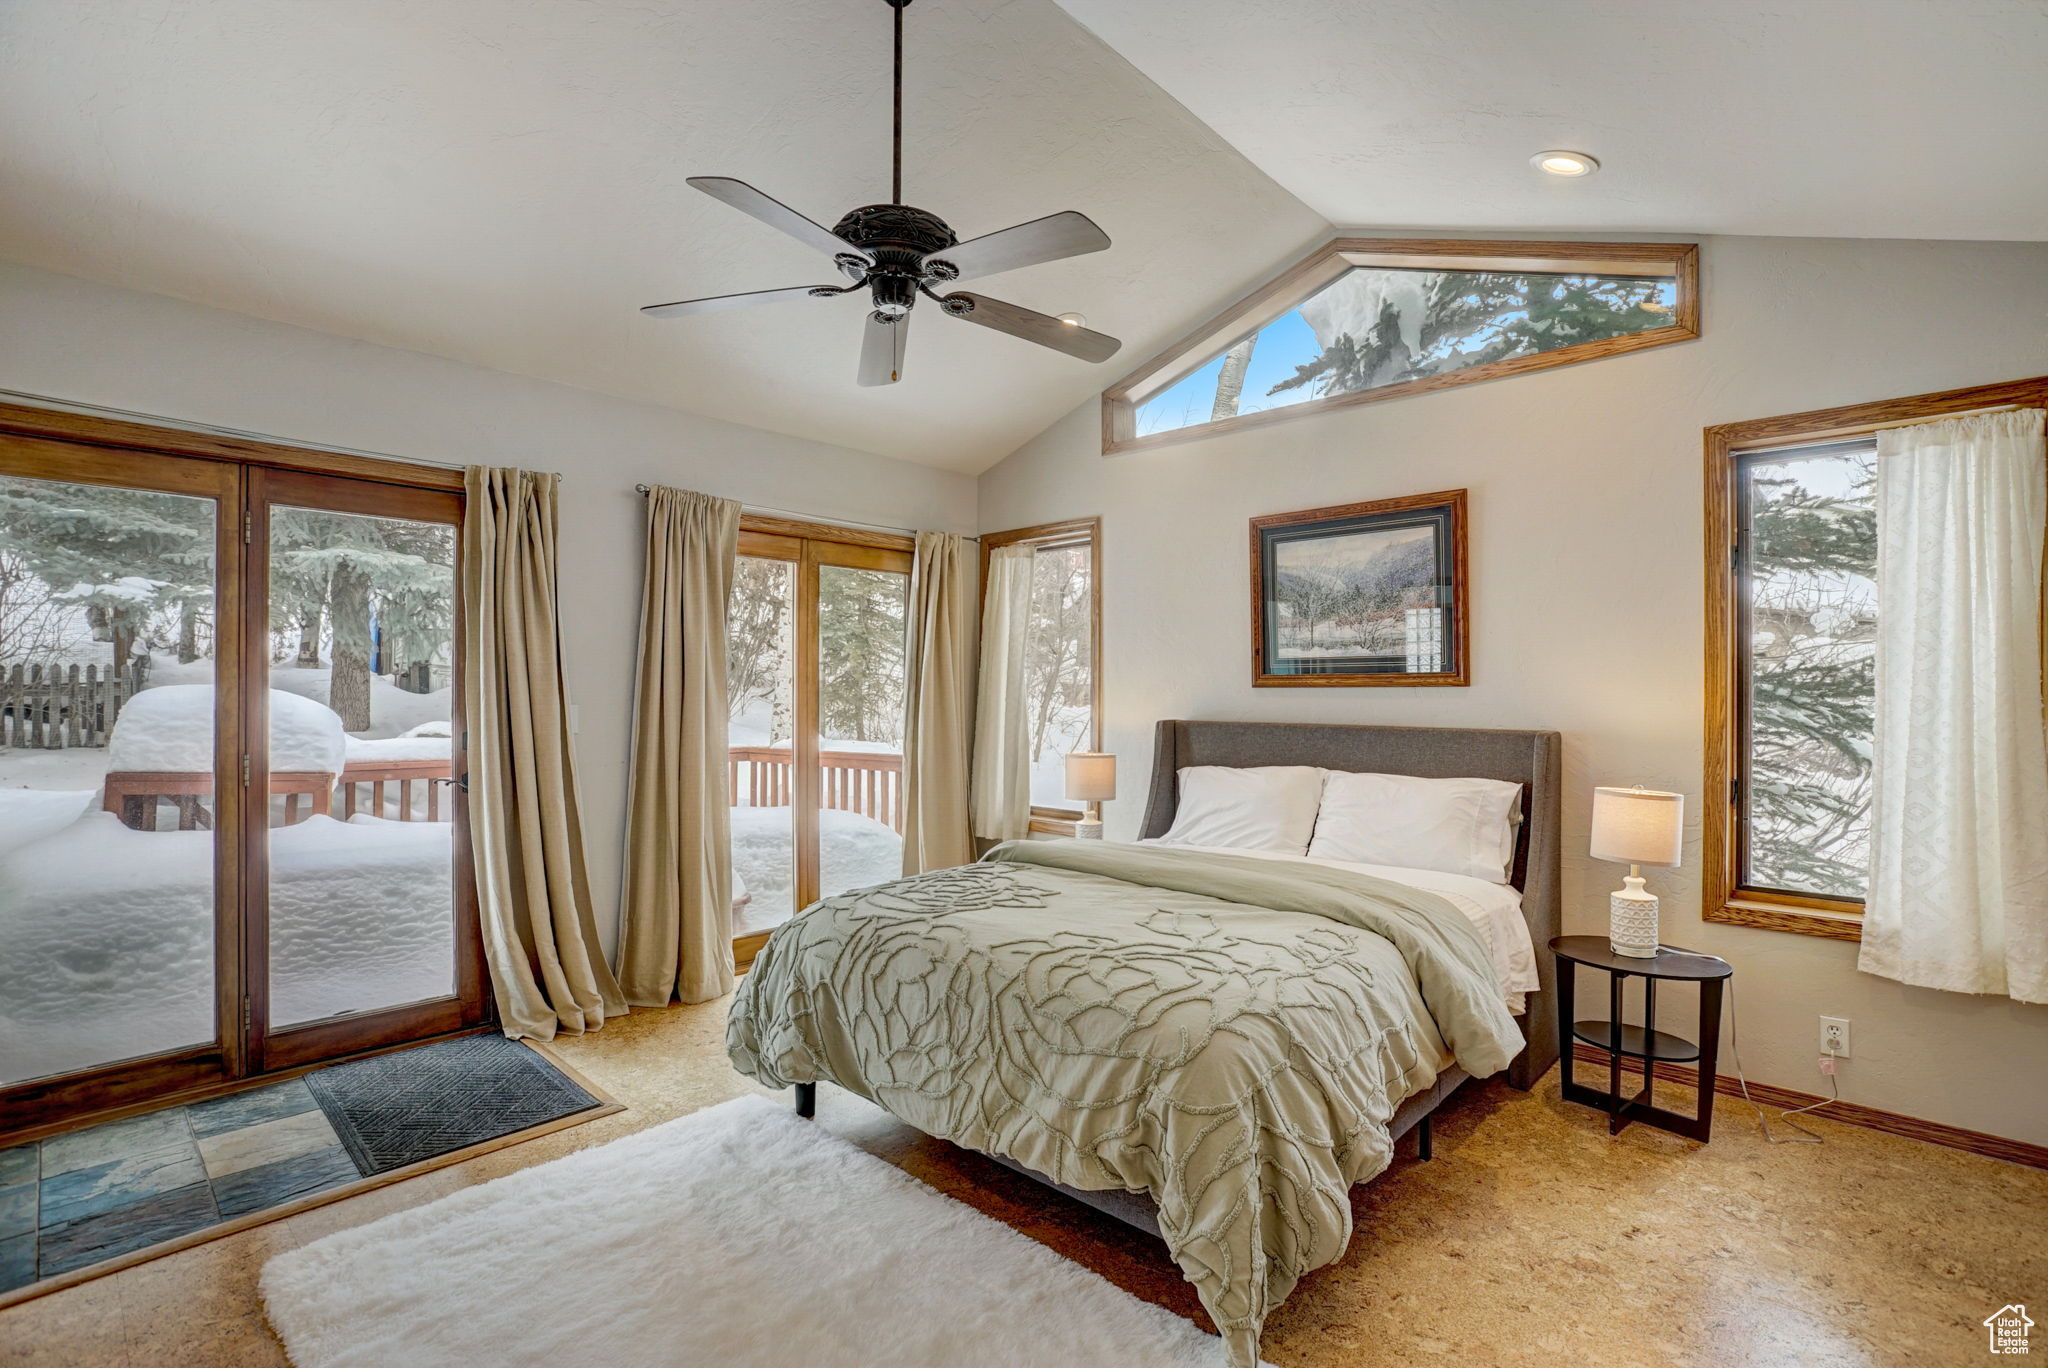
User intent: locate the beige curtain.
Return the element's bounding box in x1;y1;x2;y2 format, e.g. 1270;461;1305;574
901;530;978;874
618;487;742;1006
461;466;627;1040
971;543;1036;842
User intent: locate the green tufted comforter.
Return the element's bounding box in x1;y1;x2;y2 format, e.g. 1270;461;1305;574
726;840;1524;1366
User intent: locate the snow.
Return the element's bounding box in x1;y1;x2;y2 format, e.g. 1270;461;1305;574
0;746;112;794
106;684;348;774
0;788;94;857
53;575;166;605
265;664;452;740
344;735;453;763
728;805;901;938
0;807;454;1086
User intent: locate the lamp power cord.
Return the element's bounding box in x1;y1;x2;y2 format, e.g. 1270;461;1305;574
1725;979;1839;1144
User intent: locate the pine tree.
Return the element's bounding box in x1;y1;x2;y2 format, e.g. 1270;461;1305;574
0;475;214;672
268;509;452;730
1267;269;1674;403
817;567;905;745
1743;455;1877;895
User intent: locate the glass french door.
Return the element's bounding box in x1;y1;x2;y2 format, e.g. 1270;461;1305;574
247;468;484;1072
727;524;911;967
0;432;484;1133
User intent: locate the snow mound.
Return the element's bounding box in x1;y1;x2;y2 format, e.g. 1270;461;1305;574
267;666;451;740
0;789;95;858
344;735;453;763
729;805;901;937
107;686;347;774
0;812;453;1086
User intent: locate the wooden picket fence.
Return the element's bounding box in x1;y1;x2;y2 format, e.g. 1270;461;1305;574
0;658;150;749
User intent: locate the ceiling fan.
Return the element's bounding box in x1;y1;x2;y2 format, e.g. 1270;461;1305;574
639;0;1121;387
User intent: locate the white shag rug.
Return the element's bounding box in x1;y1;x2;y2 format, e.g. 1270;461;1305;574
262;1092;1260;1368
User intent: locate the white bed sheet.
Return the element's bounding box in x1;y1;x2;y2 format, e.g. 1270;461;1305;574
1137;840;1540;1014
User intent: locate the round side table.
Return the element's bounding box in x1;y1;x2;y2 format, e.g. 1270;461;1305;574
1550;935;1733;1141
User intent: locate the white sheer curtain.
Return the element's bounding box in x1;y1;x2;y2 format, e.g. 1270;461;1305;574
971;543;1036;842
1860;409;2048;1003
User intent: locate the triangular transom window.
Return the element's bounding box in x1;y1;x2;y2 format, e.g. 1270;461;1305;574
1103;239;1698;454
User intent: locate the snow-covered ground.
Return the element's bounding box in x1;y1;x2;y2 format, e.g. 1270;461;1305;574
729;805;901;938
1026;702;1091;809
0;657;458;1085
0;809;453;1086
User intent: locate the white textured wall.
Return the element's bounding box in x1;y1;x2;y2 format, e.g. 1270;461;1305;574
0;261;975;955
979;233;2048;1146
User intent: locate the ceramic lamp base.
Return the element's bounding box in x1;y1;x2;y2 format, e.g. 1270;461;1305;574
1609;872;1660;958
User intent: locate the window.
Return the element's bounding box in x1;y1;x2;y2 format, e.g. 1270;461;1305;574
1735;440;1877;902
1105;240;1697;455
980;518;1100;830
726;518;912;964
1703;376;2048;940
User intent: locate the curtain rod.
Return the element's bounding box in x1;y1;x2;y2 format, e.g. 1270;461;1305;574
1866;402;2035;434
632;483;967;539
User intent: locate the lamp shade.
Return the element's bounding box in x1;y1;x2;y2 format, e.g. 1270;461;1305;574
1064;752;1117;803
1589;786;1684;867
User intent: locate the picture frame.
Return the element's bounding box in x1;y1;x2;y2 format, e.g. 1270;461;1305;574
1250;488;1469;687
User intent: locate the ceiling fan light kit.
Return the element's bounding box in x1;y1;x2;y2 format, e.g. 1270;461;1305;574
640;0;1120;386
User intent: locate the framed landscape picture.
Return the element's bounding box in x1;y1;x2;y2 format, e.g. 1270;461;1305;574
1250;489;1468;687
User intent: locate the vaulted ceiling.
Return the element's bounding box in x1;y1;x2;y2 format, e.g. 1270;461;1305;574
3;2;2041;474
1052;0;2048;242
0;0;1323;473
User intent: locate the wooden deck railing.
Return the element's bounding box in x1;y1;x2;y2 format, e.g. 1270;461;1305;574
103;756;457;830
727;746;904;834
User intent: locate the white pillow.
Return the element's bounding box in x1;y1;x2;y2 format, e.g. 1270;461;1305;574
1307;771;1523;884
1156;766;1326;854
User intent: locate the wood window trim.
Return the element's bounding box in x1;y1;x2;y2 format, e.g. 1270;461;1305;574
1702;374;2048;941
1101;238;1700;457
0;399;464;492
981;517;1102;823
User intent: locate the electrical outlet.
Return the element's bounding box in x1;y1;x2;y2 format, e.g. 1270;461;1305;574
1819;1016;1851;1058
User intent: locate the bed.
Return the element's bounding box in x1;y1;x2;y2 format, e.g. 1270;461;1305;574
727;719;1561;1367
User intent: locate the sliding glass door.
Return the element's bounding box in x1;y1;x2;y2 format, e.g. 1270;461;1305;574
0;445;242;1121
727;522;911;966
0;428;485;1133
249;468;484;1072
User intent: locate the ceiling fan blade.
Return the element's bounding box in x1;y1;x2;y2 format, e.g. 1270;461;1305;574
941;292;1121;363
640;284;836;318
688;177;873;264
925;211;1110;282
858;312;909;387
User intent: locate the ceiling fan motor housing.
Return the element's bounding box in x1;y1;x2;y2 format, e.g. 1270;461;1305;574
833;203;957;318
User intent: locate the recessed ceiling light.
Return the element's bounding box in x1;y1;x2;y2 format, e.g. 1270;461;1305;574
1532;150;1599;177
1057;312;1086;327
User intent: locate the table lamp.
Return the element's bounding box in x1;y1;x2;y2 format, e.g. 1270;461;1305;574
1590;785;1685;958
1064;752;1116;840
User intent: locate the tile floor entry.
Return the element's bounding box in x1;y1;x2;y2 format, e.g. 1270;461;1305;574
1;1034;602;1294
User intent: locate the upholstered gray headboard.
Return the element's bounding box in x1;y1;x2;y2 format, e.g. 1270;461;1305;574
1139;719;1562;1089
